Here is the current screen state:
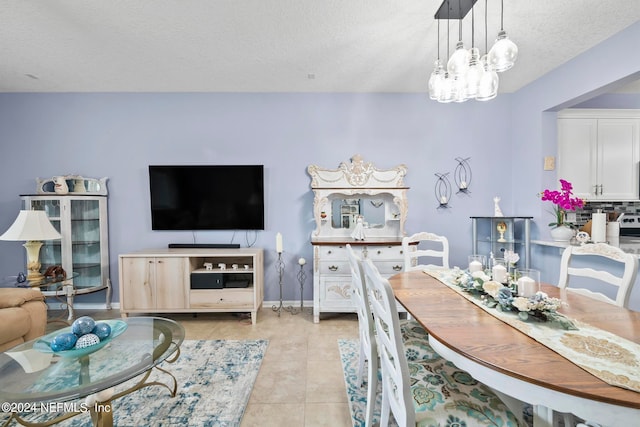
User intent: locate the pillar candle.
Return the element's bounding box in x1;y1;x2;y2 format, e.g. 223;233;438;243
492;264;507;283
469;260;483;273
517;276;537;297
276;232;283;253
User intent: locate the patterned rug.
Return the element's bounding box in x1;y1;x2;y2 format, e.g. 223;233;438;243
338;339;533;427
2;339;268;427
338;338;388;427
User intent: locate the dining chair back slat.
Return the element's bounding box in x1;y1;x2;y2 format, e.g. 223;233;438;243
558;242;638;308
402;231;450;271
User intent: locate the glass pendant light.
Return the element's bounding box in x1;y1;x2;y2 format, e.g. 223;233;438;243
439;73;454;103
428;61;445;100
477;55;498;101
477;1;498;101
428;20;445;100
464;7;484;99
465;47;484;98
488;0;518;72
446;16;469;76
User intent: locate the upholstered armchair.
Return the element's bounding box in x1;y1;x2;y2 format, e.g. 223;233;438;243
0;287;47;352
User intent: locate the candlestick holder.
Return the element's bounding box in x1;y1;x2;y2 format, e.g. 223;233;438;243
272;252;296;316
434;172;452;209
454;156;472;193
297;260;307;313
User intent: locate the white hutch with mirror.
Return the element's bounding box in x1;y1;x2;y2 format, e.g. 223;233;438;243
308;155;409;323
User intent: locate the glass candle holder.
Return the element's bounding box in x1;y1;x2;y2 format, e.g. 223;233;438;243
468;255;486;273
516;269;541;297
491;258;508;284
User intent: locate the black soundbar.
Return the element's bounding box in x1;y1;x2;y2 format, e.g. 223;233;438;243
168;243;241;249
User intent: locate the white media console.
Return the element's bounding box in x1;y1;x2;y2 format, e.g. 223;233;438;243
118;247;264;324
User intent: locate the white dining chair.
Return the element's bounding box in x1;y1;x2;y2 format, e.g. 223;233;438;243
558;242;638;308
361;258;520;427
402;231;450;272
558;242;637;427
346;244;378;427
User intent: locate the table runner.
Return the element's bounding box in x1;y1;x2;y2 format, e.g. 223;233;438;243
428;269;640;393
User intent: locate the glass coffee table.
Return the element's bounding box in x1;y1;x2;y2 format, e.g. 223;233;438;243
0;317;184;427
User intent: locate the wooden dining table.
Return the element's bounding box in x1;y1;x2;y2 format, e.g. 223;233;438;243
389;270;640;427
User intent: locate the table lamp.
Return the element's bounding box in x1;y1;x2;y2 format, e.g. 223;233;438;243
0;210;62;282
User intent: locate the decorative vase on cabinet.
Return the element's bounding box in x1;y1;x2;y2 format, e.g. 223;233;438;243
21;180;112;320
550;225;575;242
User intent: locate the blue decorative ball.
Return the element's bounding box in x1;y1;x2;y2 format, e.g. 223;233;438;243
75;333;100;349
72;316;96;336
92;322;111;340
50;333;78;352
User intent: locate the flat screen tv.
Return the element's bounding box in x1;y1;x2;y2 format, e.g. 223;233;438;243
149;165;265;230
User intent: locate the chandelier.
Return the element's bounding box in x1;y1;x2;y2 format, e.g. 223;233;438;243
428;0;518;103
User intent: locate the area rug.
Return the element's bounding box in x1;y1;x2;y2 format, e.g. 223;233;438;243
338;339;533;427
338;338;389;427
2;339;268;427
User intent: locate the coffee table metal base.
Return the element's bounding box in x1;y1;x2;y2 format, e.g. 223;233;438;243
3;348;180;427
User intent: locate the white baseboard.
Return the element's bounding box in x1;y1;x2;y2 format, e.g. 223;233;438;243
47;301;315;311
263;300;313;308
47;302;120;311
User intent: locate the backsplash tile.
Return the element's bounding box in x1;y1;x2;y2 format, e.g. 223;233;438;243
575;201;640;225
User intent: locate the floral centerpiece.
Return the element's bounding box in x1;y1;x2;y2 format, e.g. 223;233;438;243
540;179;584;229
450;268;577;330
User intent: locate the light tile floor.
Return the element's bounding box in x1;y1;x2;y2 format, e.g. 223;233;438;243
51;307;359;427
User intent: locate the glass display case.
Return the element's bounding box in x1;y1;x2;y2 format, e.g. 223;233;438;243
21;194;111;319
471;216;532;269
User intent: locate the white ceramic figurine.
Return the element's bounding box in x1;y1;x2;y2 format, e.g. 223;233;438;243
493;196;504;217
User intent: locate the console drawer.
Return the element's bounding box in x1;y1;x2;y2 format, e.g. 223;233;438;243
318;260;350;275
190;289;253;309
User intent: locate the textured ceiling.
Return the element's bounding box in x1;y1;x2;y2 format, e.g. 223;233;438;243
1;0;639;93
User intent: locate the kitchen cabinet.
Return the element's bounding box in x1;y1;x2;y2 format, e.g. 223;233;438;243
558;109;640;201
308;155;409;323
119;248;264;323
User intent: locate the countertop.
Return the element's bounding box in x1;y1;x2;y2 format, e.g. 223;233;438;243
533;236;640;256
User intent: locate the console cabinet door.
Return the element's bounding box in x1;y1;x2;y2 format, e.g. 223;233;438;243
154;257;187;310
120;256;187;310
120;257;156;310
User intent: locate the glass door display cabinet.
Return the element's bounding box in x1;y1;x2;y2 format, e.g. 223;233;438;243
470;216;532;269
21;176;112;320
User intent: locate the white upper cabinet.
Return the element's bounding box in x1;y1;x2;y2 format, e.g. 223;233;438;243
558;110;640;201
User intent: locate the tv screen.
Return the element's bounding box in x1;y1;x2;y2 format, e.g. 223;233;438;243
149;165;265;230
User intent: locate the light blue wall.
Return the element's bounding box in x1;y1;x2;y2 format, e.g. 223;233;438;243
1;21;639;309
0;93;513;304
510;21;640;310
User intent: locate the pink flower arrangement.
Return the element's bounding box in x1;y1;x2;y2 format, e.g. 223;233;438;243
541;179;584;228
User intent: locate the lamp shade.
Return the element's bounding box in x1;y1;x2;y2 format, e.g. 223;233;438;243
0;210;61;241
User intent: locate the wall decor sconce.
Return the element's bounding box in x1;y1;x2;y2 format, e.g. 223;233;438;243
435;172;452;209
454;157;472;193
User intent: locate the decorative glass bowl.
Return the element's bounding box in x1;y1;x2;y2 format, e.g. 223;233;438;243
34;320;127;358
